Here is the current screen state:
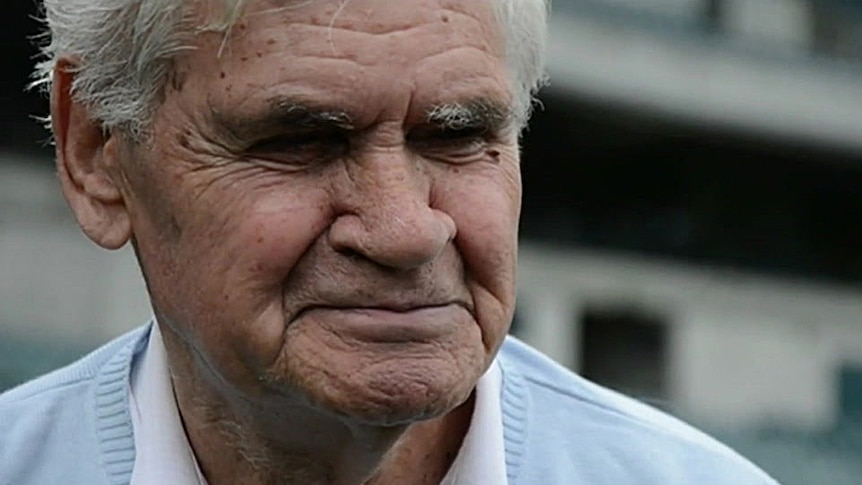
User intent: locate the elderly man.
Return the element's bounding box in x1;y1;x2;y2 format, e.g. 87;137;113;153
0;0;777;484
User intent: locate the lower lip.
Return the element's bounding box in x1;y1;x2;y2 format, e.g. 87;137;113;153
298;305;469;343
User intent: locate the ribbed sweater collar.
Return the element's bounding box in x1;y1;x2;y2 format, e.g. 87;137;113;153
90;325;531;485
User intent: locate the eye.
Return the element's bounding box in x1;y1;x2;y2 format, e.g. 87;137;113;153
439;126;489;143
245;131;348;168
408;126;492;163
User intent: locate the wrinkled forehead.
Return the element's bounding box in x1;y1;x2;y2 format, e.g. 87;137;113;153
196;0;502;44
171;0;511;126
182;0;508;86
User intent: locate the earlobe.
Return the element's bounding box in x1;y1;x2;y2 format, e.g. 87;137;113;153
51;58;132;250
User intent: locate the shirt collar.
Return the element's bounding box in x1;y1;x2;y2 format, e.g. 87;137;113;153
129;323;208;485
129;323;507;485
440;360;509;485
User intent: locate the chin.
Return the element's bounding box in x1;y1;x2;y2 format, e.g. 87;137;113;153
290;353;484;427
267;310;490;426
355;371;475;426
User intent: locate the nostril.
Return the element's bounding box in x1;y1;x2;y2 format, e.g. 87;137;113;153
433;208;457;243
334;246;364;262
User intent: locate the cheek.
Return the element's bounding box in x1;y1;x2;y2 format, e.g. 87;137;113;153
436;167;521;341
440;164;521;268
175;174;330;275
235;195;333;283
160;187;335;387
146;177;333;326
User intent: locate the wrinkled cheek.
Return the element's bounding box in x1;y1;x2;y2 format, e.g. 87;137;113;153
190;201;327;318
441;175;520;347
240;217;313;283
459;177;519;279
191;191;328;283
155;194;328;358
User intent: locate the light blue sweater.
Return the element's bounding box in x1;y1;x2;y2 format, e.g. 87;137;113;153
0;325;777;484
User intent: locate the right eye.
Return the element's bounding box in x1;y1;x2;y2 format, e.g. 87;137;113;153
245;131;349;168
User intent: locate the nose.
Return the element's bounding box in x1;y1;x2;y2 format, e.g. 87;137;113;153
328;154;457;270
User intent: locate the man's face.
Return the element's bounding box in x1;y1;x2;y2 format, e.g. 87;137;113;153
123;0;520;424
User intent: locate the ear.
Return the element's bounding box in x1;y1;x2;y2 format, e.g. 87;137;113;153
51;58;132;250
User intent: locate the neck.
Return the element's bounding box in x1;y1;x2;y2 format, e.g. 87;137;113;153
177;384;474;485
161;328;473;485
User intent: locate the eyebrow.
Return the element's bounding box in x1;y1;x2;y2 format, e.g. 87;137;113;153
425;99;514;132
211;97;355;142
211;96;513;143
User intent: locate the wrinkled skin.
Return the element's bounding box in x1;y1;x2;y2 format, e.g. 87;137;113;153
53;0;521;483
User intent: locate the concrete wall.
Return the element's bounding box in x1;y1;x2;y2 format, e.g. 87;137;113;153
0;159;150;345
724;0;811;49
517;244;862;429
548;1;862;153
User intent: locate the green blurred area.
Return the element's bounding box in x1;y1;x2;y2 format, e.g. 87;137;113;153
715;423;862;484
0;335;88;393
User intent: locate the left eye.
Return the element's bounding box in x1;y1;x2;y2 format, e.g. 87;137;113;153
409;128;490;162
437;126;489;143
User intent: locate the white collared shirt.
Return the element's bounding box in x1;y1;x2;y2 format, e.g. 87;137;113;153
129;324;208;485
439;358;508;485
129;323;508;485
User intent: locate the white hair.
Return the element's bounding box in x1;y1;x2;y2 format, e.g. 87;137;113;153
33;0;548;139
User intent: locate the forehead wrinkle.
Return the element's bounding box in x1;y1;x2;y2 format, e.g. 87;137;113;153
280;22;496;58
234;1;501;56
191;2;504;80
244;0;495;35
319;6;492;39
411;45;501;68
273;45;497;77
297;19;435;38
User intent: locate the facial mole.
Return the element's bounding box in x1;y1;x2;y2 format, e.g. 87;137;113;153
441;14;450;23
220;72;226;79
267;38;276;45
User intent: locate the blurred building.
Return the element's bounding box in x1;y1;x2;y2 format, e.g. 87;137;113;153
512;1;862;482
2;0;862;483
516;0;862;423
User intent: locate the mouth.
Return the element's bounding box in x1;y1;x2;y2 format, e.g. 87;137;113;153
294;303;472;343
334;302;458;313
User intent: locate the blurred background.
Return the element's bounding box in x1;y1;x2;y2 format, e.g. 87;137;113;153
3;0;862;482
